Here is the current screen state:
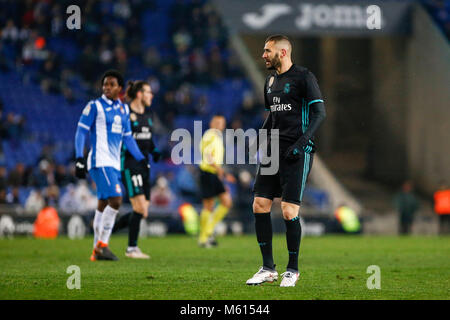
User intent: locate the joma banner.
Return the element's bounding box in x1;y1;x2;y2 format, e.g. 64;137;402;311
212;0;412;35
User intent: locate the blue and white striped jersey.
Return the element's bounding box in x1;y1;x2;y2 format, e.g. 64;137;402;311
77;94;132;171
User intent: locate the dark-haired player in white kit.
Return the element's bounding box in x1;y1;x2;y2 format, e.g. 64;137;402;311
246;35;326;287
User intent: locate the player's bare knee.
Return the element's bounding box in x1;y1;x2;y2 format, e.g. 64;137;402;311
133;204;144;215
253;198;271;213
281;202;299;220
138;202;149;216
132;201;145;215
97;200;108;212
221;200;231;209
220;194;232;208
203;199;214;212
108;197;122;210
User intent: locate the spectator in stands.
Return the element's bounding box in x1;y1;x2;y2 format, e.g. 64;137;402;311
393;180;420;235
2;112;25;142
76;180;98;212
36;144;54;164
21;31;49;64
50;4;64;36
80;45;99;83
159;63;181;91
208;46;226;81
6;187;20;205
147;76;161;96
0;188;7;204
151;176;174;208
61;85;76;105
0;166;7;190
38;56;61;94
58;183;78;213
25;188;45;214
7;163;29;188
45;184;60;208
144;46;161;70
176;84;196;115
30;159;54;189
189;48;210;84
1;19;19;43
54;164;75;187
58;181;96;214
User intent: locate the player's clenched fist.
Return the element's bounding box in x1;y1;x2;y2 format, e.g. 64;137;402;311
284;136;308;161
75;157;87;179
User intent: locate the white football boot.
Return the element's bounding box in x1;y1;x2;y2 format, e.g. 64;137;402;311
280;271;300;287
125;247;150;259
246;267;278;285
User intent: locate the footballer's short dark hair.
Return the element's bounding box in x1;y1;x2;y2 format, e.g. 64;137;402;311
101;69;124;88
265;34;291;45
126;80;149;100
265;35;293;54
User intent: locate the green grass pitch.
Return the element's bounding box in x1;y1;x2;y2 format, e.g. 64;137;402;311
0;235;449;300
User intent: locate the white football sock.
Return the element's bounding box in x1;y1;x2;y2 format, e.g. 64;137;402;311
93;210;103;248
98;205;119;245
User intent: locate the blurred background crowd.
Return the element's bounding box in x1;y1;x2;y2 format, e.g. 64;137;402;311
0;0;273;221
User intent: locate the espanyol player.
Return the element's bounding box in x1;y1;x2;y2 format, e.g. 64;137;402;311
74;70;148;261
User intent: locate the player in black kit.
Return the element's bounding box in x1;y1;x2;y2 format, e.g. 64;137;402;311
246;35;326;287
113;80;161;259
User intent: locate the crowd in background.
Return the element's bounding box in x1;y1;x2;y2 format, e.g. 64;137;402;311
0;0;156;102
0;0;262;126
0;0;258;202
0;0;307;220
